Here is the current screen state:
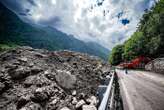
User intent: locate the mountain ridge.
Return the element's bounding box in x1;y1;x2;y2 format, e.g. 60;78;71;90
0;2;110;60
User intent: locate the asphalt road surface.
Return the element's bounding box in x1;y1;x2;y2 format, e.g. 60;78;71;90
116;69;164;110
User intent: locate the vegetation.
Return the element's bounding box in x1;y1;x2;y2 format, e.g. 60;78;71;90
109;0;164;65
109;45;124;65
0;43;17;52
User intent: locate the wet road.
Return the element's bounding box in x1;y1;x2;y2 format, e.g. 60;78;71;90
116;69;164;110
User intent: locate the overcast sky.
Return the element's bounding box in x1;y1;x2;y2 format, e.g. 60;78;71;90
1;0;157;49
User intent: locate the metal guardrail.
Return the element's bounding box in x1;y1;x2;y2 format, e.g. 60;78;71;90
98;72;115;110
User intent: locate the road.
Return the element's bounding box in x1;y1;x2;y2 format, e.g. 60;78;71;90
116;69;164;110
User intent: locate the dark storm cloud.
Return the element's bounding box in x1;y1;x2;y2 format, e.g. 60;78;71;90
19;12;27;16
0;0;32;17
27;0;37;6
0;0;24;12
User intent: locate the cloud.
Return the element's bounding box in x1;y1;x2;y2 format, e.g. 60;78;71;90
1;0;157;49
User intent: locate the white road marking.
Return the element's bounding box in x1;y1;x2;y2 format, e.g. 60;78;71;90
120;78;135;110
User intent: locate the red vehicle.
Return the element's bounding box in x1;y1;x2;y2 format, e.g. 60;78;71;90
118;56;151;69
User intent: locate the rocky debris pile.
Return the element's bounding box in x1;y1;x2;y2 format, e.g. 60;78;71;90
0;46;111;110
145;58;164;74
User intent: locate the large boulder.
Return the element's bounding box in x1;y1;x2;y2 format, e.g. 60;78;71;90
55;70;77;89
8;66;31;80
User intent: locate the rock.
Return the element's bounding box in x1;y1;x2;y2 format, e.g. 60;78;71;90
20;103;42;110
18;57;28;62
17;95;30;109
86;96;98;105
1;68;5;73
60;107;71;110
44;70;56;81
76;100;86;109
55;70;76;89
72;97;78;105
51;98;59;105
72;90;77;96
0;82;5;93
6;64;18;70
19;107;29;110
8;67;30;80
78;93;85;99
5;103;17;110
29;62;34;67
24;75;51;88
34;52;47;58
82;105;97;110
32;88;49;102
30;66;43;75
46;98;59;110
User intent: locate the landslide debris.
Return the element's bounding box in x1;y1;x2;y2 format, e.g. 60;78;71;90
0;46;111;110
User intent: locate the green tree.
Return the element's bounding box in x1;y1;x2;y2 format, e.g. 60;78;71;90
124;32;147;60
109;45;124;65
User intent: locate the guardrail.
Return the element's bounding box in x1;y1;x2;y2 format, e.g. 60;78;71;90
98;72;115;110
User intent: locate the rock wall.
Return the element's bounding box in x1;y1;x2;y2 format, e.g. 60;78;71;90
145;58;164;74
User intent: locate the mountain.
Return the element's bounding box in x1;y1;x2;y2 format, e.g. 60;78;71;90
0;2;110;60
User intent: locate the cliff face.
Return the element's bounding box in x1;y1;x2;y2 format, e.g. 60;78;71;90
0;47;111;110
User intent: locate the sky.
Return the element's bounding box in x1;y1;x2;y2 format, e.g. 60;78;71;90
1;0;157;49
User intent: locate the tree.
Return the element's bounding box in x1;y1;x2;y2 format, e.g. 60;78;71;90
124;32;147;60
109;45;124;65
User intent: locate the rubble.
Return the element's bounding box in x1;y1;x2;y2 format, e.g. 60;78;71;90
0;46;111;110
